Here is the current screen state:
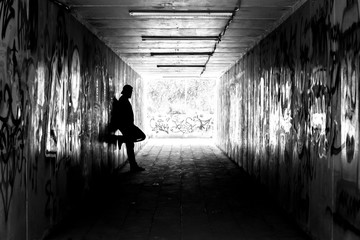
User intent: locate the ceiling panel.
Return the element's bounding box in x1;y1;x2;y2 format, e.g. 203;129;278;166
58;0;306;79
66;0;240;7
87;19;273;29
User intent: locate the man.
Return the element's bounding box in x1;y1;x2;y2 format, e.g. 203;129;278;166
110;84;146;172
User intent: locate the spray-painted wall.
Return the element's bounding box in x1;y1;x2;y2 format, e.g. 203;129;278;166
0;1;145;240
217;0;360;239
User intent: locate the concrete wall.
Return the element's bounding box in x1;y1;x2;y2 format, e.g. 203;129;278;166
0;1;146;240
217;0;360;239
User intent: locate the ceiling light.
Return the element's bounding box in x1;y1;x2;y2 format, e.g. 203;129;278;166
157;65;205;68
129;10;233;17
151;52;212;56
163;76;201;78
142;36;220;41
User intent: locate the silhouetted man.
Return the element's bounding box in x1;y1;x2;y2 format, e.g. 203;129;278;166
110;84;146;172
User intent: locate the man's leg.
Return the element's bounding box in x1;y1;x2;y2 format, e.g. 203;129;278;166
125;141;137;168
125;141;145;172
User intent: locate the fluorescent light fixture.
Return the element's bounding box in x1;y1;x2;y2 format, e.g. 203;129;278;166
151;52;212;56
129;10;233;17
163;76;200;78
157;65;205;68
142;36;220;41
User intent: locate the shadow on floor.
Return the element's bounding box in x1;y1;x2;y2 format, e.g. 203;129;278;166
46;138;311;240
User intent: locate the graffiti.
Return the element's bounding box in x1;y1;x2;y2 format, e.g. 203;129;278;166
217;0;360;238
310;1;331;64
149;114;213;135
67;48;81;164
0;13;32;220
309;67;328;159
29;61;44;192
45;49;60;155
279;21;297;69
330;121;345;156
170;116;196;134
0;1;147;239
45;11;69;159
17;0;38;52
195;115;212;131
150;117;169;134
0;59;29;222
70;48;80;111
341;54;357;164
55;12;68;65
0;0;15;39
0;122;26;221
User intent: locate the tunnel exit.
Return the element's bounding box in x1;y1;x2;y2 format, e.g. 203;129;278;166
145;78;216;138
1;0;360;240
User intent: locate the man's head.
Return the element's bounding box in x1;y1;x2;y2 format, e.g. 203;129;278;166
121;84;133;98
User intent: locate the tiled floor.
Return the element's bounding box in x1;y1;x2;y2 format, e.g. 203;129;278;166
47;138;310;240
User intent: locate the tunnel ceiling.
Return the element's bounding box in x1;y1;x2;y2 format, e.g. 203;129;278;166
58;0;305;80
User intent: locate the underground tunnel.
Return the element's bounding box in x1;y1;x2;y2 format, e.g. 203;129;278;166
0;0;360;240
